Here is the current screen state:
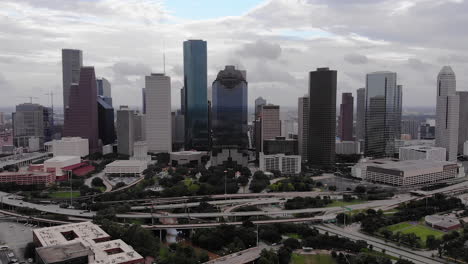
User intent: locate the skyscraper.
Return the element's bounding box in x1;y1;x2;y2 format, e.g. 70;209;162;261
63;67;99;153
356;88;366;141
117;106;134;156
364;71;402;158
255;97;267;118
62;49;83;110
436;66;459;161
401;120;419;140
338;92;354;141
180;87;186;115
212;66;248;149
254;96;267;154
142;88;146;114
183;40;209;150
133;111;146;142
13;103;48;148
145;73;172;153
96;78;111;98
97;96;116;145
261;105;281;151
308;68;337;167
298;96;309;161
457;91;468;155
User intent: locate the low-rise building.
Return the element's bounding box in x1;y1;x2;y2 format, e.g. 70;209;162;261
365;159;458;186
33;222;144;264
399;145;446;161
351;158;399;179
335;141;360;155
259;153;301;175
170;151;204;167
51;137;89;157
105;160;147;176
43;156;81;177
425;214;461;231
0;171;55;186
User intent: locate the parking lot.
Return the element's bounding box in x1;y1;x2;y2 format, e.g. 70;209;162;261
0;221;34;263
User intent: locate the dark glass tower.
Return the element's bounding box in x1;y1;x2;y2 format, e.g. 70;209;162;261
183;40;209;150
338;92;354;141
97;96;116;145
63;67;100;153
212;66;248;149
308;68;337;167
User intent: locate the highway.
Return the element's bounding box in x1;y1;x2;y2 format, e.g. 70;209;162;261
316;224;442;264
203;246;266;264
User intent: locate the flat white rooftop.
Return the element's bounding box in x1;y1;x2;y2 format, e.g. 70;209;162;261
45;156;80;163
106;160;146;167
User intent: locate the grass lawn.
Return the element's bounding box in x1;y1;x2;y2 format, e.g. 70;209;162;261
98;186;106;192
290;254;336;264
286;233;301;239
361;248;399;261
382;221;445;246
326;199;365;208
49;191;80;198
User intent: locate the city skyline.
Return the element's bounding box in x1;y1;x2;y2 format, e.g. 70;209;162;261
1;0;467;109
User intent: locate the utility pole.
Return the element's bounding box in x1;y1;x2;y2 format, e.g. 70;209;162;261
224;170;227;200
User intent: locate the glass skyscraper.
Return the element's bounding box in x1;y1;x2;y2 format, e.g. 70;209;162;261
364;71;402;158
183;40;209;150
212;66;248;149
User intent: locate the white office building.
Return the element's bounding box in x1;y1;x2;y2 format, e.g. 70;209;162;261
105;160;147;176
145;73;172;153
131;141;150;161
259;153;301;175
399;145;446;161
435;66;459;162
52;137;89;157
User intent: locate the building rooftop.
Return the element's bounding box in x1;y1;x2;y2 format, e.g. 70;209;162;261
36;242;91;264
170;151;204;156
34;222;143;264
45;156;80;163
106;160;146;167
425;214;460;228
400;145;445;151
367;159;456;177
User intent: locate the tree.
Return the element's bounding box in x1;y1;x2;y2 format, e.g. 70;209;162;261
115;182;126;189
91;177;104;187
354;185;367;194
328;185;337;191
396;259;415;264
277;246;292;264
283;238;301;250
24;242;36;260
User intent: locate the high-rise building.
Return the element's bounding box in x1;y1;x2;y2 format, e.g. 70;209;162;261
13;103;48;148
172;111;185;148
133;111;146;142
255;97;267;118
180;87;186;115
356;88;366;141
96;78;111;98
0;112;4;126
338;92;354;141
97;96;115;145
457;91;468;155
212;66;248;149
298;96;309;161
401;120;419;140
308;68;337;167
63;67;99;153
436;66;459;161
261;105;281;151
183;40;209;150
116;106;134;156
62;49;83;111
364;72;402;158
142;88;146;114
254;96;267;153
420;124;436;139
145;73;172;153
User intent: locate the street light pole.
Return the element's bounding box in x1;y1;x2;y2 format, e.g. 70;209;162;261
224;170;227;200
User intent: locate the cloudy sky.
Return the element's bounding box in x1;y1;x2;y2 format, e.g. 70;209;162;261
1;0;467;111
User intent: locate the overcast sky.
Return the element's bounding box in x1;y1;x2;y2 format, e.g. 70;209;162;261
1;0;467;111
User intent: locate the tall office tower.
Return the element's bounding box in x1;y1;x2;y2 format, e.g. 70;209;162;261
97;96;116;145
255;97;267;118
180;87;186;115
96;78;111;98
308;68;337;167
364;71;402;158
401;120;419;140
0;112;4;126
436;66;459;161
62;49;83;110
142;88;146;114
183;40;209;150
457;91;468;154
395;85;403;139
133;111;146;142
298;96;309;162
63;67;100;153
145;73;172;153
13;103;45;148
172;111;185;150
356;88;366;140
338;92;354;141
212;66;248;149
261;105;281;151
43;107;54;143
116;106;134;156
